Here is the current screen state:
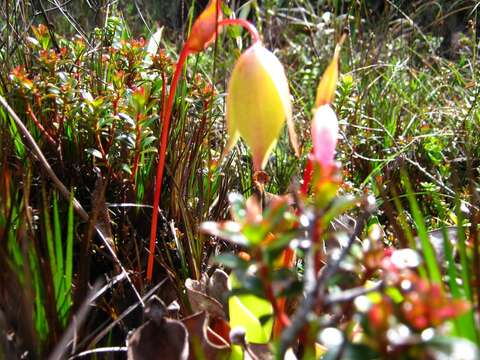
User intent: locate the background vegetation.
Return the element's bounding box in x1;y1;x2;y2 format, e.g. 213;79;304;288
0;0;479;358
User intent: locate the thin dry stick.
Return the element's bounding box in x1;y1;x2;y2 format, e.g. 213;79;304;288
85;278;167;348
69;347;127;359
48;281;103;360
0;94;143;307
50;0;90;44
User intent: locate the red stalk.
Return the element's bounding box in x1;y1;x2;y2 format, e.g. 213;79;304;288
147;47;190;282
147;17;260;281
217;18;261;43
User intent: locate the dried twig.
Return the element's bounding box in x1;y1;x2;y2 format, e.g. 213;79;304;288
48;280;103;360
84;278;167;348
324;281;384;306
33;0;61;51
49;0;90;44
68;347;127;359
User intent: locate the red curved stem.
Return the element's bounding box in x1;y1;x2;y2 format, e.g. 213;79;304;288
147;46;191;282
218;18;261;43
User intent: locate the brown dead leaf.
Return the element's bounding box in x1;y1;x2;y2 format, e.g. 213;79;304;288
127;297;189;360
182;311;230;360
185;276;226;319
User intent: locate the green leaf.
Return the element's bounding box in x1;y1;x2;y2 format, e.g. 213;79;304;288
200;221;249;247
141;135;157;148
121;163;132;175
263;232;297;262
213;253;249;270
228;193;247;223
322;342;379;360
228;274;273;344
29;247;49;340
426;336;479;359
86;148;103;159
385;286;403;303
321;195;360;228
118;112;135;127
145;26;164;63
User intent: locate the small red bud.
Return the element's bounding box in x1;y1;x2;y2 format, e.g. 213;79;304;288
185;0;223;53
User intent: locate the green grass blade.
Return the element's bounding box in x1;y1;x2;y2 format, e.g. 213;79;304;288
42;186;58;295
432;194;471;339
401;171;442;284
6;204;24;271
431;195;460;296
52;192;68;324
1;106;26;158
29;246;49;341
390;187;428;279
453;200;477;342
52;193;64;276
456;198;478;342
455;202;473;301
64;191;75;317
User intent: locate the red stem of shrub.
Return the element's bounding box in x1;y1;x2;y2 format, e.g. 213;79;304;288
131;114;142;183
260;264;290;338
26;104;57;147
